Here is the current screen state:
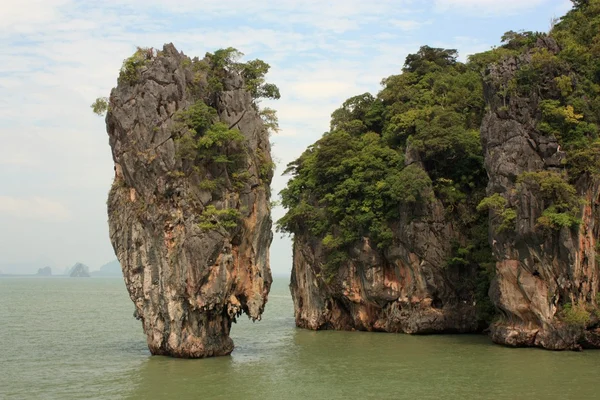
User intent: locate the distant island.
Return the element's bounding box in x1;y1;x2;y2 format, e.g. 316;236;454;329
69;263;90;278
36;267;52;276
0;259;122;277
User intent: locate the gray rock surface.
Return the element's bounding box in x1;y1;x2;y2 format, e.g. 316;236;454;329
481;38;600;350
105;44;273;358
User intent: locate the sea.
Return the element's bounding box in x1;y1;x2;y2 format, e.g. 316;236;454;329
1;276;600;400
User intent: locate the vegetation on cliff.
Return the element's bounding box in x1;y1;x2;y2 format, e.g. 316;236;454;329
95;46;279;233
278;45;495;323
101;43;276;358
279;0;600;330
279;47;487;250
479;0;600;232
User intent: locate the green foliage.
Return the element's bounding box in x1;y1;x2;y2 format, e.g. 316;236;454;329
278;129;432;258
198;179;218;191
498;209;517;232
475;261;496;325
500;30;546;51
477;193;507;212
403;46;458;75
167;170;186;179
485;4;600;170
554;75;574;97
175;101;244;158
279;45;491;274
259;107;280;134
445;215;496;325
257;149;275;182
518;171;579;207
560;302;591;327
231;171;251;190
379;50;486;195
209;47;243;70
198;205;241;231
538;207;580;228
468;47;519;72
469;4;600;237
118;47;154;84
204;47;280;101
176;48;280;188
477;194;517;233
526;2;600;181
90;97;109;116
538;100;585;141
197;122;245;151
175;101;217;136
446;243;473;268
506;48;566;97
330;93;384;134
174;100;248;192
239;59;281;100
567;140;600;177
517;171;581;229
175;134;198;161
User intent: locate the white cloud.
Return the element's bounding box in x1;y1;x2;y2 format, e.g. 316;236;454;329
434;0;547;14
390;19;430;31
290;81;356;100
0;0;70;33
0;196;71;221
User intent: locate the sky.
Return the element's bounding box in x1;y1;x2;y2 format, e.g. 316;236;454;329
0;0;573;275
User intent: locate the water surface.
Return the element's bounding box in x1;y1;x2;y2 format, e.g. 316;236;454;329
1;277;598;399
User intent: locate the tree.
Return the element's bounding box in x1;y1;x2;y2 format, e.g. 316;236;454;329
403;46;458;75
91;97;109;116
278;45;490;274
330;93;383;134
239;59;281;100
205;48;281;101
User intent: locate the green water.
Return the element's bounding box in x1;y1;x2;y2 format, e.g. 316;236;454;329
1;277;599;399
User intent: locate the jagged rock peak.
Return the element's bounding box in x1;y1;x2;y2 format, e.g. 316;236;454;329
105;43;276;358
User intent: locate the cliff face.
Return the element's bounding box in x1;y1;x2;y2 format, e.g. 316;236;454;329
282;48;490;335
106;44;273;358
290;151;482;334
291;214;479;334
482;37;600;349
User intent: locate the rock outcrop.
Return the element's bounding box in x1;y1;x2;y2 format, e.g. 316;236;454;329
481;37;600;350
283;48;491;336
105;44;273;358
69;263;90;278
290;154;482;334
